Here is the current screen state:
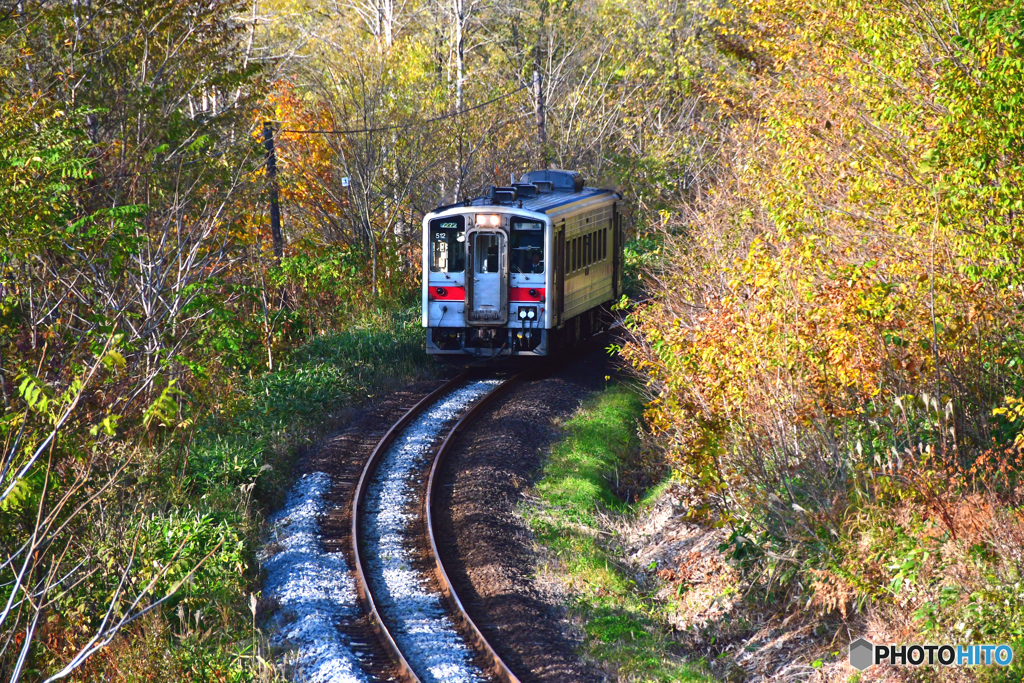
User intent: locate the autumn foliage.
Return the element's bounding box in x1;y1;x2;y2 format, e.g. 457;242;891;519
623;0;1024;638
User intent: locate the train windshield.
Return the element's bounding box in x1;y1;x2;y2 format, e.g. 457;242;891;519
510;218;545;274
429;216;465;273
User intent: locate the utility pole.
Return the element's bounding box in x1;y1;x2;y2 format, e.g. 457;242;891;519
533;70;547;169
262;121;284;262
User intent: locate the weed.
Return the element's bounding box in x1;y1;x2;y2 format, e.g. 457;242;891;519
35;310;435;680
527;384;714;682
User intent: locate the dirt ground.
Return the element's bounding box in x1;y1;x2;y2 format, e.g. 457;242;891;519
433;341;622;683
288;350;618;679
298;379;447;679
616;484;855;683
291;346;856;683
293;347;623;683
429;348;860;683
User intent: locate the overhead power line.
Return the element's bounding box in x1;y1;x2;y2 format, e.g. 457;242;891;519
278;84;529;136
69;84;531;186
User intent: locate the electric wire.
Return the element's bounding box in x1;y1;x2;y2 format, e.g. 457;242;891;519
76;84;529;186
278;84;529;136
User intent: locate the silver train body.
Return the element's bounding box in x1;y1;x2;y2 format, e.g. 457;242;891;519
422;170;624;358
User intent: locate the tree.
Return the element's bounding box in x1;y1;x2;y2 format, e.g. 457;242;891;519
0;1;268;675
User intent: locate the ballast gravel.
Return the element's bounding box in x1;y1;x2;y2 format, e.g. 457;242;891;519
262;471;368;683
362;379;500;683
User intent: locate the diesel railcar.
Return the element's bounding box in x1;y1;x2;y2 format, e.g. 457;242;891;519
422;170;624;359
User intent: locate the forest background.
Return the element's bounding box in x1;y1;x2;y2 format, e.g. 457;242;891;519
0;0;1022;680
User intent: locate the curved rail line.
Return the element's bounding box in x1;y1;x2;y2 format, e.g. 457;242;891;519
426;375;527;683
351;370;527;683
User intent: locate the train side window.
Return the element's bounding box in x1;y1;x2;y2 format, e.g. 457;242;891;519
571;238;578;271
601;228;606;261
585;233;592;267
429;217;465;273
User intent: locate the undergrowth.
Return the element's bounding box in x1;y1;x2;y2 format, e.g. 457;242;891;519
186;309;434;509
527;384;713;683
54;310;435;681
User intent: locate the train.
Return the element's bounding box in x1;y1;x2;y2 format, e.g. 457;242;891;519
422;169;624;359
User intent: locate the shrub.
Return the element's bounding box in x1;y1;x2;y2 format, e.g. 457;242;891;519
622;0;1024;635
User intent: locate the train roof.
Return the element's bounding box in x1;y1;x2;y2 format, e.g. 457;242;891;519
428;170;619;218
463;186;616;214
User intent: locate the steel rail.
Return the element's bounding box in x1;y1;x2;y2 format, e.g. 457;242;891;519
351;371;471;683
353;367;537;683
425;372;531;683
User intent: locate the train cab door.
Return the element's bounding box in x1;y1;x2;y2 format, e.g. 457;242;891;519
465;229;508;324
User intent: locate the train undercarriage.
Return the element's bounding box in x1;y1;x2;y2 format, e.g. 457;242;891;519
426;306;610;363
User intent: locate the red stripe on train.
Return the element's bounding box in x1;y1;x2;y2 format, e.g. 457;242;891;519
428;286;466;301
510;287;545;302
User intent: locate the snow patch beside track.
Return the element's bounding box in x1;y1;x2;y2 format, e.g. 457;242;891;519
362;380;499;683
263;472;368;683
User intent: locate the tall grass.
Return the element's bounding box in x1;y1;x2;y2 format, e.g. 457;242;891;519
527;385;713;683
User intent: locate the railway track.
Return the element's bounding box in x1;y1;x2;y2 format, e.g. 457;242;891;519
352;370;529;683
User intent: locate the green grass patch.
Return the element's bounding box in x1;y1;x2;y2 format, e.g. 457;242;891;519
182;310;434;506
527;384;714;683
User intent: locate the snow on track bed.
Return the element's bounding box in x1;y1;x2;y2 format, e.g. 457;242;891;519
262;472;370;683
362;380;500;683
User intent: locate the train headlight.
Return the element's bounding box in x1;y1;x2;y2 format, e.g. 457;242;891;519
518;309;527;320
527;309;536;319
476;214;500;227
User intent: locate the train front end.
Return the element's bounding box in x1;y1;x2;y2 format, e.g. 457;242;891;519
422;203;552;359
